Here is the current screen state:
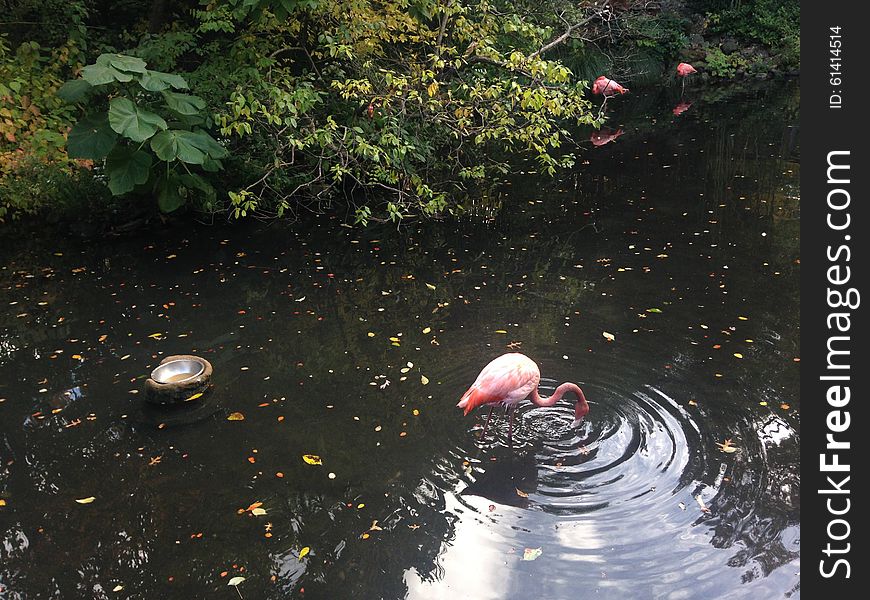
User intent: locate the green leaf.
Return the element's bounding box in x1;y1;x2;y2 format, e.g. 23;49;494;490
162;91;206;116
96;53;147;73
190;130;228;158
105;147;152;195
81;63;132;86
179;173;216;201
150;130;206;164
140;70;189;92
57;79;92;102
67;114;118;160
108;98;167;142
202;156;223;172
157;174;186;212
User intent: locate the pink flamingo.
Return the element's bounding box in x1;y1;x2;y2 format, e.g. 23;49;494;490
591;75;628;118
457;353;590;441
591;76;629;97
676;62;697;94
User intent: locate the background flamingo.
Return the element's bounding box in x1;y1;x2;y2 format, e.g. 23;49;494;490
457;353;589;441
676;62;697;94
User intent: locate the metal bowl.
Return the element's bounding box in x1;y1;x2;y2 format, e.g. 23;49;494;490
150;359;205;384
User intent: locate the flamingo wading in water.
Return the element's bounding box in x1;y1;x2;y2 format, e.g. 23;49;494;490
676;62;697;94
457;353;590;441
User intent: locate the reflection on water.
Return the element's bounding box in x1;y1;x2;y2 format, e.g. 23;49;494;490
0;81;799;598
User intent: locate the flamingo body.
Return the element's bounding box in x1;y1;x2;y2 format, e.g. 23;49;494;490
591;76;628;97
457;353;590;437
457;353;541;415
676;62;697;77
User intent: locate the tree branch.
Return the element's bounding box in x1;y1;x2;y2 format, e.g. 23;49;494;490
529;16;595;60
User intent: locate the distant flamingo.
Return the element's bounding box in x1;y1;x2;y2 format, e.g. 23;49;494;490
457;353;589;441
676;62;697;94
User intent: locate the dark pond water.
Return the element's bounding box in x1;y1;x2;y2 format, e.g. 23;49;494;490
1;81;799;599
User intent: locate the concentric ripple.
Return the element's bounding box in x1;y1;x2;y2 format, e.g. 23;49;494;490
456;380;706;517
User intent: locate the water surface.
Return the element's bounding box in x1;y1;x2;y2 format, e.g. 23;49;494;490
0;81;800;599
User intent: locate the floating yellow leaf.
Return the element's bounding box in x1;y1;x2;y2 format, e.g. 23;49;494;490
75;497;96;504
251;507;267;516
420;375;429;385
367;332;376;337
422;327;431;334
302;454;322;465
0;499;7;506
147;333;163;339
299;546;310;559
733;353;743;359
98;334;108;342
603;331;615;342
227;576;246;586
716;439;739;453
515;488;529;498
112;585;123;592
227;412;245;421
522;547;542;561
495;330;507;334
185;392;203;402
425;283;436;290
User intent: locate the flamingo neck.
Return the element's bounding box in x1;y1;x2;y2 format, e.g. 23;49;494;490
531;383;589;418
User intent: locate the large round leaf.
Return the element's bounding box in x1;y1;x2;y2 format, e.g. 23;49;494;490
81;64;133;86
108;98;167;143
105;147;152;195
162;91;206;116
150;130;206;164
96;53;147;73
140;71;189;92
67;114;118;160
57;79;92;102
190;130;229;159
157;174;186;213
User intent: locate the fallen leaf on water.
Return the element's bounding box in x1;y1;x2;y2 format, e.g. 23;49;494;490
515;488;529;498
646;308;662;313
251;507;267;516
733;353;743;359
422;327;431;334
147;333;163;339
75;497;96;504
522;547;542;561
227;412;245;421
603;331;615;342
420;375;429;385
495;330;507;334
299;546;310;559
425;283;436;291
98;334;108;342
0;499;7;506
227;576;246;586
369;520;383;531
302;454;322;465
781;403;790;410
185;392;203;402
